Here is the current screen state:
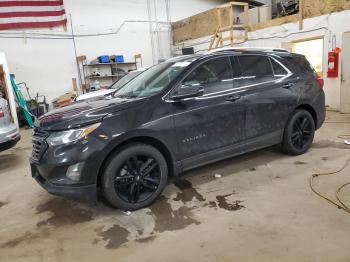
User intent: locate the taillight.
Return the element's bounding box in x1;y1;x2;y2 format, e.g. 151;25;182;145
317;77;324;88
0;110;4;118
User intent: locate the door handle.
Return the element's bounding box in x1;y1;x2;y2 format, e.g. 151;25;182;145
226;95;241;102
282;83;295;89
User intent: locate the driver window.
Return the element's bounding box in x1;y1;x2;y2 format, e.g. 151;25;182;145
182;57;234;95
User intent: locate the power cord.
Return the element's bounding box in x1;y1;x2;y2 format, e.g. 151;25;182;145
309;157;350;214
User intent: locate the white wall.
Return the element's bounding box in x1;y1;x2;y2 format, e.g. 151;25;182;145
175;10;350;111
0;0;225;103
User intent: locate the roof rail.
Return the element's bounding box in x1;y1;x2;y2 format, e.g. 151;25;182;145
206;47;290;54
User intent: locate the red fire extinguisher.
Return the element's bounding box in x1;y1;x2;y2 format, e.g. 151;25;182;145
327;47;341;78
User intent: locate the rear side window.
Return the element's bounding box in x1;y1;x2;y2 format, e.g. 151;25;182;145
291;55;315;74
270;58;288;78
182;56;234;95
238;55;273;84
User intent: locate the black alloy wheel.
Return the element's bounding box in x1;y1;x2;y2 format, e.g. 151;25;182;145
282;109;315;155
290;115;313;150
115;155;161;203
102;143;168;210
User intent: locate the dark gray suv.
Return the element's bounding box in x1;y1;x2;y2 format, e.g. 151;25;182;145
30;48;325;210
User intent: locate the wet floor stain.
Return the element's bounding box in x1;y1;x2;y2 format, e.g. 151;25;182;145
322;157;329;161
0;201;9;208
313;140;350;149
36;198;94;227
215;194;245;211
96;225;130;249
148;196;200;233
208;201;217;208
137;229;144;236
135;235;156;243
91;238;99;245
1;229;50;249
294;161;308;165
248;167;256;172
173;179;206;203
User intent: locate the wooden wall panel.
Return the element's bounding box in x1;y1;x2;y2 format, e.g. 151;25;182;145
172;0;350;43
172;18;192;42
190;9;219;40
248;14;299;32
172;7;225;42
304;0;350;18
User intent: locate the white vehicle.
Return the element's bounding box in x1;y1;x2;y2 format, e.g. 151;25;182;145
76;67;148;102
0;96;20;151
0;50;20;151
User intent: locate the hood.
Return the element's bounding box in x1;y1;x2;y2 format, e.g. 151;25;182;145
75;89;116;102
36;97;145;131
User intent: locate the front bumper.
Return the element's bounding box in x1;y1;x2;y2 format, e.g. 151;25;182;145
31;163;97;201
29;130;108;202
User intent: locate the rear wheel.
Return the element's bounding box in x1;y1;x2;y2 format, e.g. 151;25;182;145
281;109;315;155
102;143;168;210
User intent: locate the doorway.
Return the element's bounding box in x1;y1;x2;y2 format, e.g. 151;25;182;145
293;38;324;77
341;32;350;113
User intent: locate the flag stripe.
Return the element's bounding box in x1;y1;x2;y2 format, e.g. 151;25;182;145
0;20;66;30
0;14;66;23
0;5;64;12
0;1;63;7
0;10;65;18
0;0;66;30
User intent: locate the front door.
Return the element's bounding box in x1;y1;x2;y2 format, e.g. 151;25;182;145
341;32;350;113
169;55;246;169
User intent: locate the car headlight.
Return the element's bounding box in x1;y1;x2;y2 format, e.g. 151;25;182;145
47;123;101;146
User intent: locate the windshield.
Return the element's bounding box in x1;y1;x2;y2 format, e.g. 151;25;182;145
113;61;191;99
109;71;143;90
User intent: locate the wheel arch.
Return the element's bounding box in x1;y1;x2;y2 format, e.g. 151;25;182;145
295;104;317;127
96;135;175;188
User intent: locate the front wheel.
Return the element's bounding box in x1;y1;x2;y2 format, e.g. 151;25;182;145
281;109;315;155
101;143;168;210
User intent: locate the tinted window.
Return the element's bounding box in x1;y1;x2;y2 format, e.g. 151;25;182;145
182;56;233;95
238;55;273;84
110;71;143;90
293;55;315;74
270;58;288;78
113;61;189;98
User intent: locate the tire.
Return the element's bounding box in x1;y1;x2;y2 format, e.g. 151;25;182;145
281;109;315;155
102;143;168;210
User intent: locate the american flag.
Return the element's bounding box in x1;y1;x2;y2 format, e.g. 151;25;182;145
0;0;67;30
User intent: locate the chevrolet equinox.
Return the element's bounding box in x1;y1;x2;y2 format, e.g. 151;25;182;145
30;48;325;210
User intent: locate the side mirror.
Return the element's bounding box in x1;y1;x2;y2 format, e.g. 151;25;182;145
171;85;204;101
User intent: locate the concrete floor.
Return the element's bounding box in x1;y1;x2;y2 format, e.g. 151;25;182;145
0;111;350;262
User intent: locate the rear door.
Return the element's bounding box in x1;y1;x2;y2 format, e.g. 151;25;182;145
170;55;246;168
236;54;298;149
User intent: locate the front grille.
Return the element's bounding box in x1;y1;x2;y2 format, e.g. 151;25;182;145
31;128;49;162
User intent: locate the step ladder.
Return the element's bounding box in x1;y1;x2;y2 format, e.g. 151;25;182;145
209;2;249;50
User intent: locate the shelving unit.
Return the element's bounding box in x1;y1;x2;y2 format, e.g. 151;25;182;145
80;58;137;92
